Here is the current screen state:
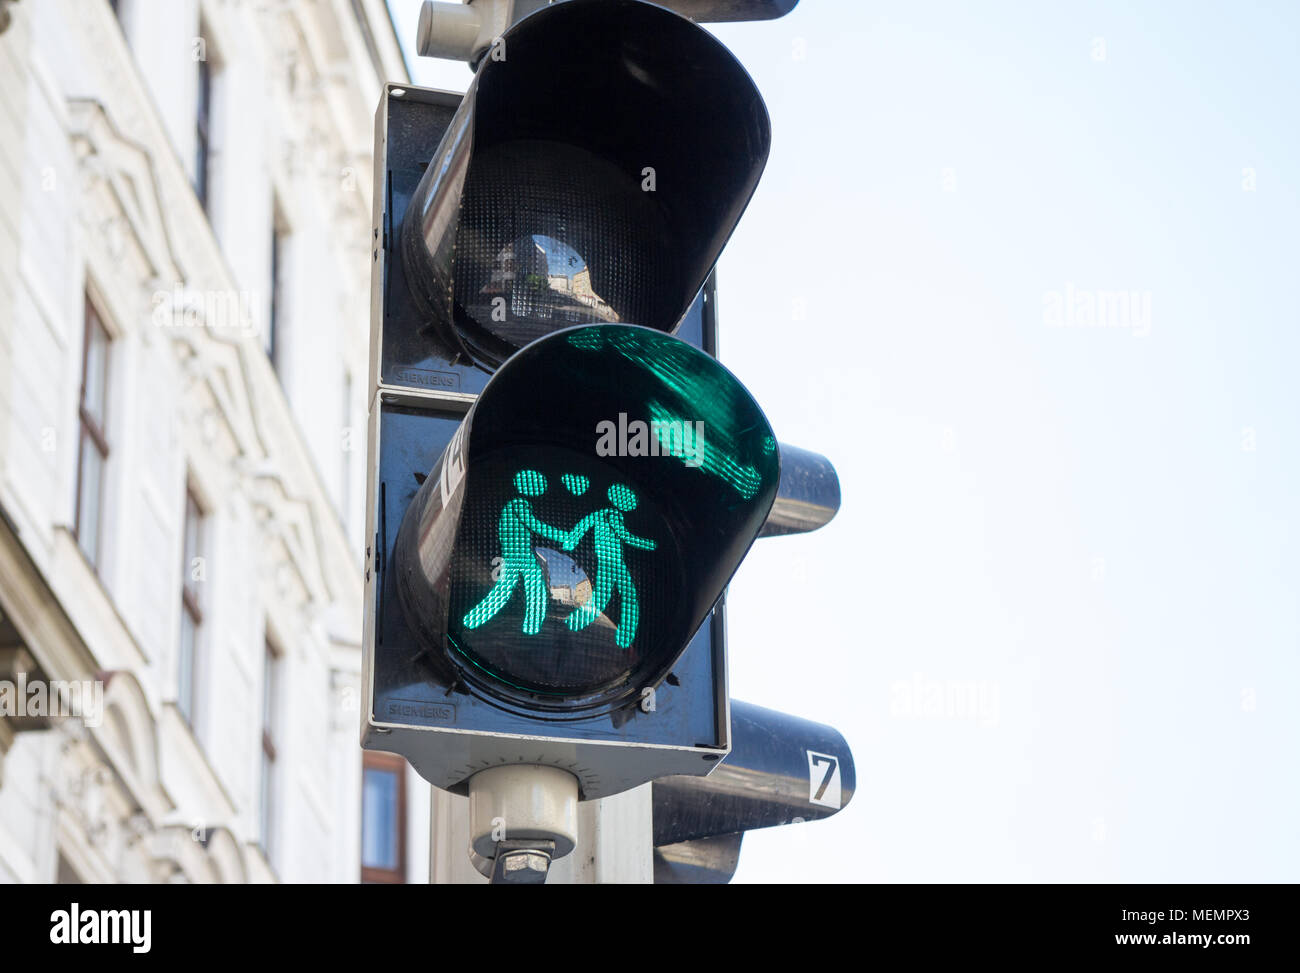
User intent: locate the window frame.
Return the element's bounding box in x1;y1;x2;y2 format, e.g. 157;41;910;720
74;295;111;571
259;639;282;864
177;486;206;728
360;751;407;884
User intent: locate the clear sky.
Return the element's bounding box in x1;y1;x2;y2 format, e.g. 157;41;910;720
387;0;1300;883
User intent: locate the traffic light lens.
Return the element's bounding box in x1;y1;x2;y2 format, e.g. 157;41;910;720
399;0;770;372
391;324;780;716
453;141;679;367
448;446;682;702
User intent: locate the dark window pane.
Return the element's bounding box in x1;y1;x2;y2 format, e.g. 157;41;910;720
195;56;211;210
268;224;281;365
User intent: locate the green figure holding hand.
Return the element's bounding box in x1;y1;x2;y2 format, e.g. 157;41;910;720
562;484;657;648
462;470;569;635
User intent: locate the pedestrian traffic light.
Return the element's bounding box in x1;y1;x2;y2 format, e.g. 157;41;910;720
362;0;851;880
364;0;779;792
368;322;778;797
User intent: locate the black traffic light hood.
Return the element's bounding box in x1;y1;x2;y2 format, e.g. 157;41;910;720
400;0;771;372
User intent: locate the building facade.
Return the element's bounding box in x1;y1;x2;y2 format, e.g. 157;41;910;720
0;0;427;883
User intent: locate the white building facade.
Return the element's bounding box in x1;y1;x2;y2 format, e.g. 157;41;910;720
0;0;428;883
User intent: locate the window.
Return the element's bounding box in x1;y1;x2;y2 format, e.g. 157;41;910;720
361;752;407;883
268;210;287;369
75;296;111;571
177;488;205;727
195;41;213;211
260;641;281;863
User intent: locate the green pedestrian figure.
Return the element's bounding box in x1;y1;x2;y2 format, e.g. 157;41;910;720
462;470;569;636
562;484;657;648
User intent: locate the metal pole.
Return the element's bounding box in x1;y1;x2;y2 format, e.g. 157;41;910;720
430;780;653;884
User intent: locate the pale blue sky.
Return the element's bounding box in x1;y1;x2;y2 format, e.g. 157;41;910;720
388;0;1300;883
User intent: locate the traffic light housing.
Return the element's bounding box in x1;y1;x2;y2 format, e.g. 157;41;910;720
366;323;778;796
399;0;770;371
364;0;853;878
364;0;784;801
652;701;856;883
396;325;779;709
